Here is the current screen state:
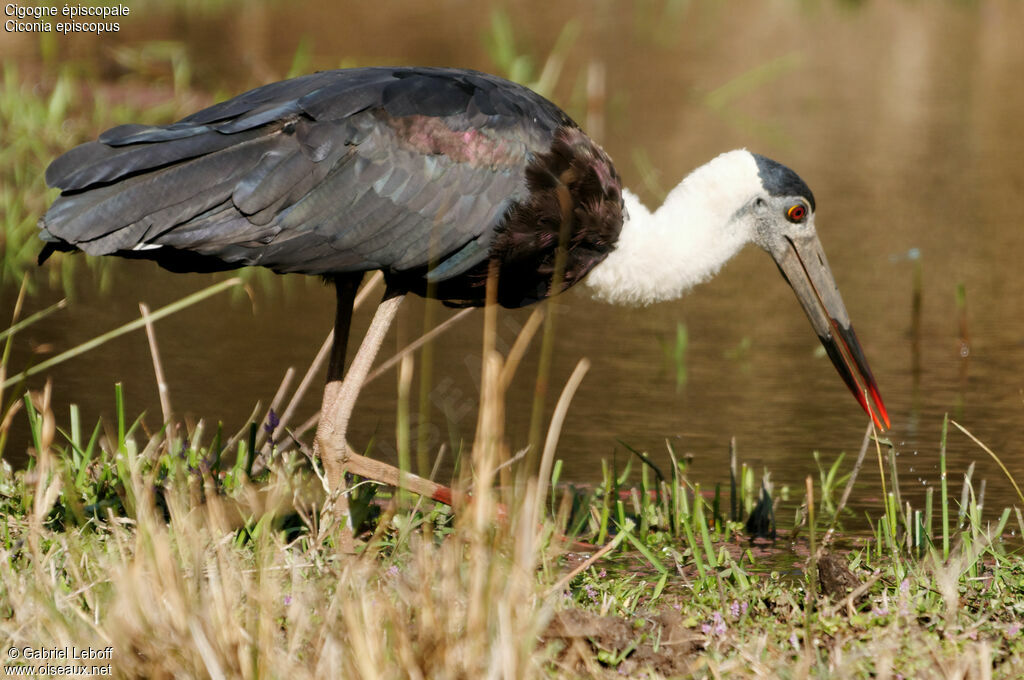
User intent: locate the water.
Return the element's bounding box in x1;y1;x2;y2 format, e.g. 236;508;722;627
3;0;1023;521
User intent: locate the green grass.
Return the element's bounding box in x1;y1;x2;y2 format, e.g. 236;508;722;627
2;287;1024;678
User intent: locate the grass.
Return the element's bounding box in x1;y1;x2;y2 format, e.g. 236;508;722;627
2;282;1024;679
0;61;203;295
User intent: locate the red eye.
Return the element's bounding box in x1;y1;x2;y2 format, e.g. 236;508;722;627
786;204;807;222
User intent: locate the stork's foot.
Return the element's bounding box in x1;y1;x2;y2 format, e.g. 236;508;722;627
315;429;356;553
320;442;348;494
313;293;405;551
315;379;347;490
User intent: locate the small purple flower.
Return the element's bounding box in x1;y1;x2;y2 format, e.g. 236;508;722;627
585;584;599;602
283;595;293;606
702;612;727;636
789;631;800;651
1008;622;1021;636
597;569;607;579
386;565;400;578
900;578;910;594
264;409;280;442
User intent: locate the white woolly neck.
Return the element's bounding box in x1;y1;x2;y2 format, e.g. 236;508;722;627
584;149;763;307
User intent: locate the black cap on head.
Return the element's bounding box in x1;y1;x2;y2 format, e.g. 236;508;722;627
752;153;815;211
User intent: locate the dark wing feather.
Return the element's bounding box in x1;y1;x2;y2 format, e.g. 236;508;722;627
40;67;572;285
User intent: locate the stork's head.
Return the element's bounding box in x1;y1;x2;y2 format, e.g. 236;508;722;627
586;148;889;429
730;152;889;429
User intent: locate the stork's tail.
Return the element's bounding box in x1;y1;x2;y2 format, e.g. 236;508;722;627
36;222;77;265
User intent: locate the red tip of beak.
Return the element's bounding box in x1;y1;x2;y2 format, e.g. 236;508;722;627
868;384;890;429
828;322;889;431
852;387;885;431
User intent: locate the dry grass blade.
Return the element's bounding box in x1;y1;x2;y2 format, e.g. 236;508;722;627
255;366;294;450
364;306;473;385
2;277;243;389
499;306;544;391
817;421;873;557
273;332;332;447
534;358;590;529
546;531;626;597
950;419;1024;506
0;274;31;410
222;400;263;455
139;302;173;429
0;297;66;345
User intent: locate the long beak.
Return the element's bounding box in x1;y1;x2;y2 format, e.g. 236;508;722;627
773;234;890;430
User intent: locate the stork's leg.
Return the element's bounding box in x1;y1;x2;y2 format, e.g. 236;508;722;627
314;274;359;488
317;291;405;492
326;274;362;383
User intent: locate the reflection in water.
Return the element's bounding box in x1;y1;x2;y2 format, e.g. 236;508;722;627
3;1;1024;521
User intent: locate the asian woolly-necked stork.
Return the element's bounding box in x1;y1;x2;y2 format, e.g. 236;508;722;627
38;66;889;494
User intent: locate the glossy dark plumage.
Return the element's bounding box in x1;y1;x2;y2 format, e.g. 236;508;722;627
40;67;624;308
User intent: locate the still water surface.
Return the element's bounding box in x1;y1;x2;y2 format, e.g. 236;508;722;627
3;1;1023;521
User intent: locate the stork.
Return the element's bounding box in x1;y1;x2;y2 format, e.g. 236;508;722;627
38;66;889;496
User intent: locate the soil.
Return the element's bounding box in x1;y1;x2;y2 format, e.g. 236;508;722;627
543;608;703;677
